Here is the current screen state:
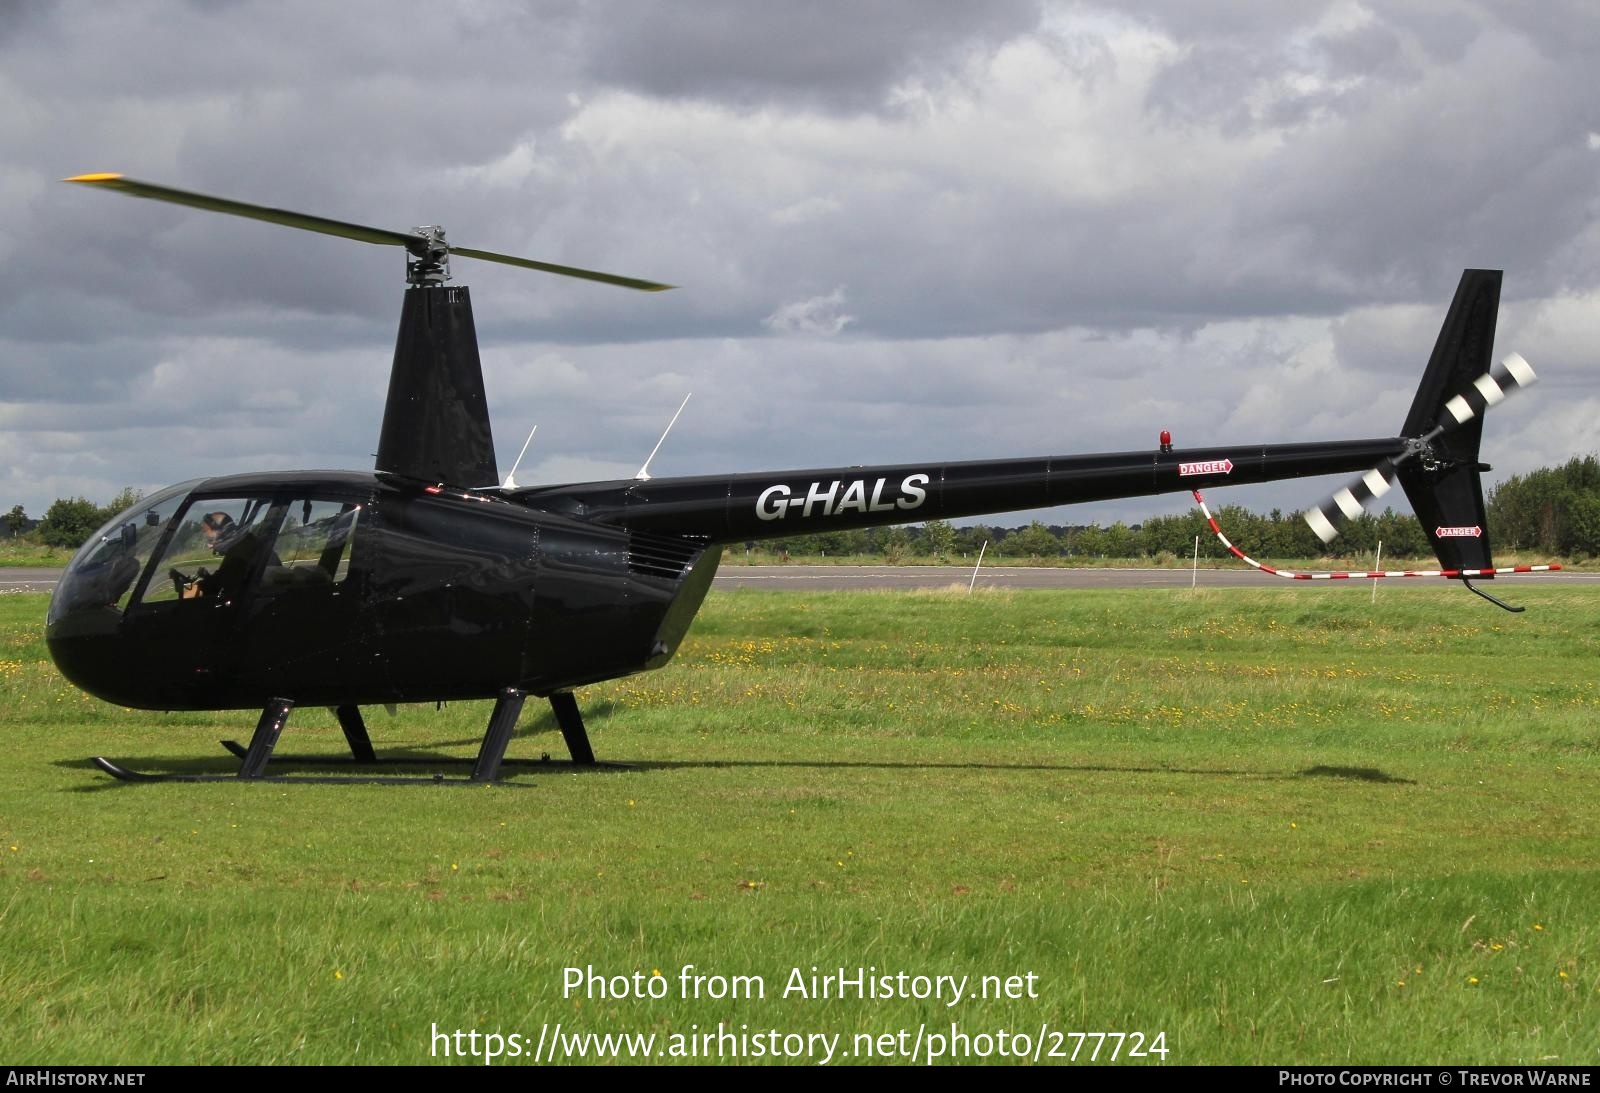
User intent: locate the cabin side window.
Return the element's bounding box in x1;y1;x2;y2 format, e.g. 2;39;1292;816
136;496;363;607
260;499;361;592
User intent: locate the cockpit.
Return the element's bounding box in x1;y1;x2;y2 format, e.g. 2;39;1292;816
46;477;371;709
50;482;364;634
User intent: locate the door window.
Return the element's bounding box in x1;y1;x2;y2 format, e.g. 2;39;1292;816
139;497;280;606
260;499;361;591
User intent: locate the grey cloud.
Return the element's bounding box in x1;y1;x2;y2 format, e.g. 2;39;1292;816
1489;0;1600;60
1111;0;1337;40
1227;29;1600;303
763;287;855;335
2;0;1596;528
1143;11;1422;134
1319;19;1416;82
579;0;1041;113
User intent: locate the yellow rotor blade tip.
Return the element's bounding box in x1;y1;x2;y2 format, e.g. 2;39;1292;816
64;173;124;183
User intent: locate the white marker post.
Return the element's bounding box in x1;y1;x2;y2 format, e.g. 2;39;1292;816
968;541;988;594
1192;535;1200;589
1372;540;1382;604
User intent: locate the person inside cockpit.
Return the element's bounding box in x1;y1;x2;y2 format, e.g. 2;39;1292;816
178;511;274;601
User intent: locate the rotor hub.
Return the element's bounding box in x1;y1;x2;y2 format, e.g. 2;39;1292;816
406;226;451;285
1403;434;1439;471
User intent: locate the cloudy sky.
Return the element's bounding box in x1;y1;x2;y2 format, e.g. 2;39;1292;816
3;1;1598;530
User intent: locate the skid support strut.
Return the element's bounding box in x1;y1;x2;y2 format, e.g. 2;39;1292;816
470;688;526;783
334;704;377;761
238;699;295;779
549;691;596;765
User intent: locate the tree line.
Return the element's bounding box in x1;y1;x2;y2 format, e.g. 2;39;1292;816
5;490;144;548
8;457;1596;559
751;507;1433;563
1486;455;1600;556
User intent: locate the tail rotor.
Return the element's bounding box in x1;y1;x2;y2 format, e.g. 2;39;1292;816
1302;351;1537;545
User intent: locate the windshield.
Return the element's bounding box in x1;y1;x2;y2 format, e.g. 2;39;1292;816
47;480;201;627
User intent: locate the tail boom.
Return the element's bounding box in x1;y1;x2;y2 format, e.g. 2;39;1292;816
516;437;1406;543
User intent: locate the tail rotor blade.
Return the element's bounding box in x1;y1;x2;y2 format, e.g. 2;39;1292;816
1304;461;1398;544
1437;352;1537;434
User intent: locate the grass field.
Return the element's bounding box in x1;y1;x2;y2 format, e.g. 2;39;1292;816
0;541;72;567
1;584;1597;1065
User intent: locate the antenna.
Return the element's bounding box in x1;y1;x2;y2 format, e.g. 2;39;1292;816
635;394;691;481
499;425;538;490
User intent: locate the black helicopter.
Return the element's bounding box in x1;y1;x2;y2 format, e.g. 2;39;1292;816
47;175;1542;783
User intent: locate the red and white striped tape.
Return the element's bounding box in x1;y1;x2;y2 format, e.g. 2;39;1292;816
1193;489;1560;580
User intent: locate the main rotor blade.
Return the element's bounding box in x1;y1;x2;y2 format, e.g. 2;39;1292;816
65;173;416;248
452;246;674;292
65;173;675;291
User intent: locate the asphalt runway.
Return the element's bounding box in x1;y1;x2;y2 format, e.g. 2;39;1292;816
0;568;64;594
5;564;1593;595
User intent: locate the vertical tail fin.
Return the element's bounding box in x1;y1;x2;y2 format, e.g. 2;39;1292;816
1301;270;1538;576
1395;269;1501;574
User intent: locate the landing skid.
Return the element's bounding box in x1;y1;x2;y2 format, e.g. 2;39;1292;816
90;690;607;784
215;740;622;770
89;755;513;786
